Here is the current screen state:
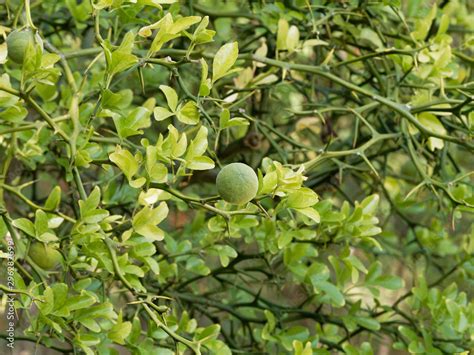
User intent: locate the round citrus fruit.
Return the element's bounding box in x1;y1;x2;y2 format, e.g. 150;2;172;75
6;29;35;64
216;163;258;205
28;242;63;270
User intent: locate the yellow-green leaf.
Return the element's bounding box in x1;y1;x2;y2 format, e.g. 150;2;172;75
212;42;238;83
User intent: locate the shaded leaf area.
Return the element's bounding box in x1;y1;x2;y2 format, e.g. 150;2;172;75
0;1;473;354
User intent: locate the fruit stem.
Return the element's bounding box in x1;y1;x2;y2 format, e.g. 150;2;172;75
24;0;37;30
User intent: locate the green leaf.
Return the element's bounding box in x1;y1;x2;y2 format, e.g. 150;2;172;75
293;340;313;355
184;126;214;170
411;4;436;40
122;264;145;277
101;89;133;110
303;39;329;47
356;317;381;331
79;318;101;333
65;291;97;312
295;207;320;223
437;14;450;36
44;186;62;210
109;145;139;182
130;177;146;189
188;126;208;156
205;339;232;355
50;283;68;312
79;187;109;224
346;255;368;274
108;320;132;345
0;104;28;123
194;324;220;343
366;261;382;283
359;342;374;355
166;124;188;157
108;311;132;345
113;106;151;139
316;280;345;307
370;275;403;290
0;74;19;107
146;145;167;182
66;0;92;22
131;242;156;257
170;16;201;34
408;341;425;354
398;326;418;342
105;31;138;78
359;194;379;215
38;286;55;315
360;28;383;49
277;18;289;50
186;156;215;170
199;58;211;96
139;13;169;37
36;231;58;243
287;187;319;208
191;16;216;45
212;42;238;83
159;85;178;112
417;113;447;151
142;14;199;55
154;106;174;121
176;101;199;125
286;25;300;52
366;261;404;290
219;109;249;128
35;209;50;237
446;299;468;332
133;202;169;241
144;256;160;274
208;245;237;267
75;302;116;322
307;262;330;284
186;256;211;276
186;126;209;158
12;218;35;237
278;326;310;351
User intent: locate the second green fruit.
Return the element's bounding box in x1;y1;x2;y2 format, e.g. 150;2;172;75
28;242;63;270
6;29;36;64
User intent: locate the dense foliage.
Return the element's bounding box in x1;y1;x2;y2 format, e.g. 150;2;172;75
0;0;473;354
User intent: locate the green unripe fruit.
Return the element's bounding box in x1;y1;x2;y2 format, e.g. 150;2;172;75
216;163;258;205
6;29;35;64
28;242;63;270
